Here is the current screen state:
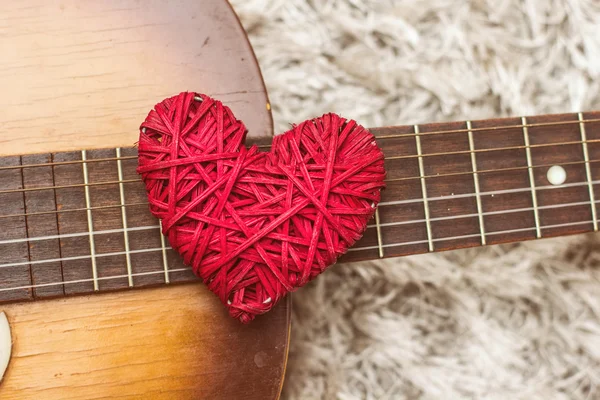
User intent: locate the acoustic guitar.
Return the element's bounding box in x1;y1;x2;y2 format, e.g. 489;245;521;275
0;1;289;399
1;1;599;399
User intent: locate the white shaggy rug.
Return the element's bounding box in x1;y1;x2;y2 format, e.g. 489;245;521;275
230;1;600;399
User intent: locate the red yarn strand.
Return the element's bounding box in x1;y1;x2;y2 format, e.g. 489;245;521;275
137;92;386;323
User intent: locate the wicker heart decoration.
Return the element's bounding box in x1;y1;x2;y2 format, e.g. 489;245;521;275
137;92;386;323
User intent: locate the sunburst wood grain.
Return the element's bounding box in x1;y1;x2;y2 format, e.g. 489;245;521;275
0;284;290;400
0;0;273;156
0;1;290;399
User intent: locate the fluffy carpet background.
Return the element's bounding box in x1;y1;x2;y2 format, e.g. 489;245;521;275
229;1;600;399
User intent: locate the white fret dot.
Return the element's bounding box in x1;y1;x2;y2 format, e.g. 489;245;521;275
547;165;566;186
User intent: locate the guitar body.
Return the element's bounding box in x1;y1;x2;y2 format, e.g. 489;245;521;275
0;1;290;399
1;286;290;399
4;2;599;399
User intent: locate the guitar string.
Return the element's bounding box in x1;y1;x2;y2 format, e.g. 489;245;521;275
3;135;600;172
1;186;600;268
0;167;595;221
369;118;600;140
367;199;593;229
1;246;174;269
385;159;600;183
379;178;596;206
0;202;148;220
0;215;595;294
0;225;160;246
1;119;599;288
0;267;191;293
0;155;138;171
1;177;599;246
2;153;600;197
349;219;594;253
0;194;596;249
382;138;600;162
1;117;600;172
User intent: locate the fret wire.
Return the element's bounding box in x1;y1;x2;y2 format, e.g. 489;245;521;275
0;202;148;220
19;155;34;296
81;150;99;291
414;125;434;252
522;117;542;238
467;120;486;245
116;148;133;287
374;208;384;258
50;152;66;295
579;112;598;232
0;225;160;246
159;220;170;284
0;267;190;293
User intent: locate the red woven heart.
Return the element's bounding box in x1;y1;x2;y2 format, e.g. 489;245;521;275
137;92;386;323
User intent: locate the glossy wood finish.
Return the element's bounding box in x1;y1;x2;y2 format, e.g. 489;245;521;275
0;0;273;156
0;1;290;399
0;284;290;400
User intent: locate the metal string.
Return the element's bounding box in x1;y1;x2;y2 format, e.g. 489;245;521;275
1;188;600;267
0;267;190;293
2;154;600;196
0;215;596;293
1;174;599;222
0;118;599;172
0;202;148;220
1;116;600;292
349;219;593;253
371;117;600;140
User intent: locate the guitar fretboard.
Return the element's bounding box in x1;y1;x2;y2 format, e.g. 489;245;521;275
347;111;600;261
1;111;600;303
0;147;196;303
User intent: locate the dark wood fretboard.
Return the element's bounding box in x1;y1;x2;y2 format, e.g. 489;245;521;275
0;147;197;303
2;111;600;303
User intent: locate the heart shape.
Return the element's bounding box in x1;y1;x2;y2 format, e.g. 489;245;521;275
137;92;386;323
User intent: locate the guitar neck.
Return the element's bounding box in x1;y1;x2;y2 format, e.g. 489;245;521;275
1;112;600;303
344;111;600;263
0;148;196;303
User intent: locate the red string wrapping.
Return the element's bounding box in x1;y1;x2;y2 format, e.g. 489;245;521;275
137;92;386;323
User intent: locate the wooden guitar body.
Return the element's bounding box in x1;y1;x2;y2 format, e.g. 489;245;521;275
4;2;600;399
0;1;291;399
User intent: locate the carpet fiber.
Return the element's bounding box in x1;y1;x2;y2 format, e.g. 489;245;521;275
230;1;600;398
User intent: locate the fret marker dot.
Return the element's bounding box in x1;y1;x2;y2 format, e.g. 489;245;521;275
547;165;566;186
